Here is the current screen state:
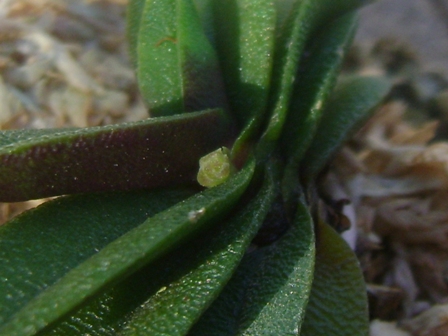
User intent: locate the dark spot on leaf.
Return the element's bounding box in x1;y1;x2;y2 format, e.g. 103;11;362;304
155;36;177;47
252;196;290;246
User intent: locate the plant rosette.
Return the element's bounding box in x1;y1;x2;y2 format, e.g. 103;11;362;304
0;0;391;335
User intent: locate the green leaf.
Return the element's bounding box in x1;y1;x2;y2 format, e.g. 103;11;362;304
0;188;194;327
300;220;369;336
191;193;315;335
300;76;391;182
0;160;255;336
118;159;279;336
213;0;277;118
0;109;228;202
281;13;358;168
136;0;228;116
127;0;146;69
192;0;215;42
255;0;371;161
38;159;278;335
209;0;276;162
280;12;357;209
237;196;315;335
188;251;257;336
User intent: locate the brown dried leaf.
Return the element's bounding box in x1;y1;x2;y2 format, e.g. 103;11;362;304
402;304;448;336
370;320;411;336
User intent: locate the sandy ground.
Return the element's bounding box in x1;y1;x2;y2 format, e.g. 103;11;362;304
357;0;448;75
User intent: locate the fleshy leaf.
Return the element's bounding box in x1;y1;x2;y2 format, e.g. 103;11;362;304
209;0;276;163
255;0;372;161
188;248;259;336
300;76;391;182
136;0;228;116
281;13;358;168
0;188;194;327
118;159;279;335
0;160;255;336
0;109;228;202
280;12;357;209
300;220;369;336
191;193;315;335
237;195;315;335
212;0;275;126
37;159;279;335
127;0;146;68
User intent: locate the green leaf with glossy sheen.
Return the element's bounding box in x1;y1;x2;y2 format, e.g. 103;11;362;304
191;194;315;335
136;0;227;116
0;188;194;327
282;13;358;168
0;109;228;202
0;160;255;336
280;12;357;210
255;0;372;161
300;76;391;182
192;0;215;42
195;0;277;123
188;247;259;336
37;159;279;335
300;220;369;336
237;196;315;335
209;0;276;162
118;160;279;336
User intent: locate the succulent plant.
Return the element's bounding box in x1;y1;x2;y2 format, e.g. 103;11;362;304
0;0;391;335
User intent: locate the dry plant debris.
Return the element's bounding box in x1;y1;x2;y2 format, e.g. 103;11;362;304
0;0;145;224
322;41;448;335
1;1;448;335
0;0;144;132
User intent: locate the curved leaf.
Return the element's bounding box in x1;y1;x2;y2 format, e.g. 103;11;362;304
281;13;358;168
127;0;146;68
0;109;228;202
237;195;315;335
188;247;258;336
300;76;391;182
255;0;372;161
280;12;357;209
0;160;255;336
209;0;276;163
136;0;228;116
118;159;279;335
300;220;369;336
191;193;315;335
38;159;278;335
213;0;275;125
0;188;194;327
192;0;215;42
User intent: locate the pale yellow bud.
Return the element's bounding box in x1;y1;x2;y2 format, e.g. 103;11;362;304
197;147;234;188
